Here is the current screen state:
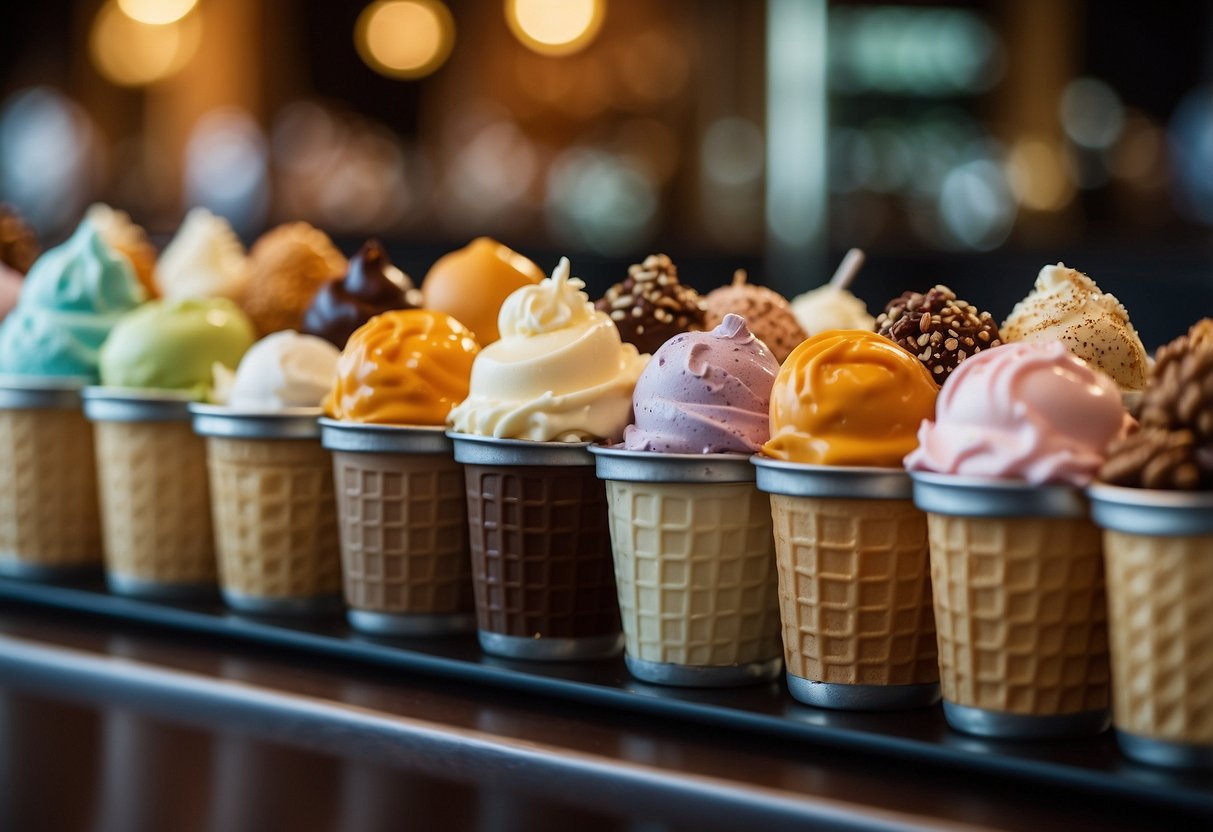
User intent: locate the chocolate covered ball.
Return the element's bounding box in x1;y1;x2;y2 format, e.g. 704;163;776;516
595;253;706;355
875;284;1001;382
703;270;806;363
303;240;421;348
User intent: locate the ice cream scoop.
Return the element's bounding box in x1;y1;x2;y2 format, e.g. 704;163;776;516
623;313;778;454
906;340;1125;486
422;237;544;345
154;207;249;302
302;240;421;348
0;263;22;320
595;253;706;356
448;257;647;442
0;203;39;274
1101;319;1213;490
326;309;479;425
764;329;938;467
876;284;1001;382
0;220;145;379
216;330;339;409
87;203;158;300
703;270;805;363
1001;263;1149;391
242;222;347;336
791;286;875;335
99;298;256;397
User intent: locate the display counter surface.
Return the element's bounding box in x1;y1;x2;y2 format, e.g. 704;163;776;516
0;579;1208;831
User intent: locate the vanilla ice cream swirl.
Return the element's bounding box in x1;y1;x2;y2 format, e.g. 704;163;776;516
448;257;647;442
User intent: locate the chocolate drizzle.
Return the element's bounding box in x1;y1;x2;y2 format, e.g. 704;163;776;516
303;240;421;348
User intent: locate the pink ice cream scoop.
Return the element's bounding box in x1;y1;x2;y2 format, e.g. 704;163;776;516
905;340;1126;486
623;313;778;454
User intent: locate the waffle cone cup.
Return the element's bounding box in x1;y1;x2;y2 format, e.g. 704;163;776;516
1101;530;1213;747
94;420;217;587
926;513;1110;717
463;460;620;640
207;437;340;601
0;406;102;572
605;479;781;667
332;449;472;616
769;494;938;686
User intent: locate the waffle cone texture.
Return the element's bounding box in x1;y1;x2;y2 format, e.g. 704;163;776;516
769;495;938;685
605;481;781;667
207;437;340;600
0;408;102;569
95;421;217;585
1103;530;1213;745
927;514;1110;716
333;450;473;616
465;463;620;640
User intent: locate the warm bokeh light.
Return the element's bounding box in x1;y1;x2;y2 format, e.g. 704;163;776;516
116;0;198;26
355;0;454;80
90;0;201;87
506;0;605;57
1006;138;1074;212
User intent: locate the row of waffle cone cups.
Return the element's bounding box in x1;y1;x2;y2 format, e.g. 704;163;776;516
0;382;1208;769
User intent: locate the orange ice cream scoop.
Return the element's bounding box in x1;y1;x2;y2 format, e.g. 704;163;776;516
763;329;937;467
325;309;480;425
421;237;544;345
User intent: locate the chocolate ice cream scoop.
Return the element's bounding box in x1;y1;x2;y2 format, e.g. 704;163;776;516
1102;318;1213;490
595;253;706;355
703;270;806;363
875;284;1001;382
0;203;39;274
303;240;421;348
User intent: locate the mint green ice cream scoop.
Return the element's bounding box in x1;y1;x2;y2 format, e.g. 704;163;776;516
0;220;146;380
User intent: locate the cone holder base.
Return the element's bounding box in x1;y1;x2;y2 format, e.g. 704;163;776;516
107;574;215;602
787;675;941;711
478;630;623;661
348;609;476;637
222;591;342;617
1116;731;1213;770
943;701;1110;740
0;559;99;582
625;654;782;688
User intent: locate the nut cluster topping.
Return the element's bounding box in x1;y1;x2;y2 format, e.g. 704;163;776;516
0;204;39;274
1102;319;1213;490
595;253;706;355
875;284;1001;381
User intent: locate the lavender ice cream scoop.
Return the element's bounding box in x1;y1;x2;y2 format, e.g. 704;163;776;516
623;313;778;454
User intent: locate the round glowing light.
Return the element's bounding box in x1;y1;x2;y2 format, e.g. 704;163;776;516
116;0;198;25
506;0;605;57
1006;139;1073;212
355;0;454;80
90;0;201;87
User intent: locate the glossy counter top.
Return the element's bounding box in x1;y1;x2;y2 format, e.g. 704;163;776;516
0;603;1208;831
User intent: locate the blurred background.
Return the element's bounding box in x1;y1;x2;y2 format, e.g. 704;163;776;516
1;0;1211;345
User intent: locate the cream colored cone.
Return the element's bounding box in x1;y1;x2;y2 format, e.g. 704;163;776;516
0;408;102;571
770;495;938;686
605;480;781;667
332;450;472;616
1103;530;1213;746
207;437;341;601
927;514;1110;716
95;420;217;585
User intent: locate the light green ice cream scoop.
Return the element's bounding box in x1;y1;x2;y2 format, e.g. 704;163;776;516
99;298;256;398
